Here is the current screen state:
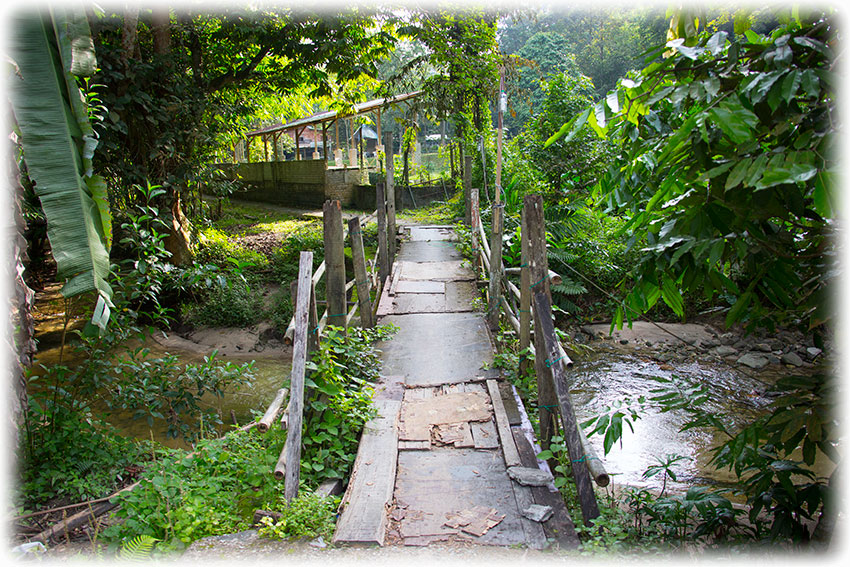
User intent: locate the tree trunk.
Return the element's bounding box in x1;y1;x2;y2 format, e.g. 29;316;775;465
120;6;138;66
151;7;171;56
163;191;193;266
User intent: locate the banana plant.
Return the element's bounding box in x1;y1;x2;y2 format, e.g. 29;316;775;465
9;7;113;329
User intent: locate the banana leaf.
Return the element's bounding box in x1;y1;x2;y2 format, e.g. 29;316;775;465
10;11;113;327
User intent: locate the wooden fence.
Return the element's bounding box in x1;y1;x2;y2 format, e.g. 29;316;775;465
255;145;399;501
468;190;607;525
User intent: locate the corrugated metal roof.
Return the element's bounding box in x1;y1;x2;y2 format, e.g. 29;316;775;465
246;91;422;138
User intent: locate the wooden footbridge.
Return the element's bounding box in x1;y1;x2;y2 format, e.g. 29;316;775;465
266;144;608;552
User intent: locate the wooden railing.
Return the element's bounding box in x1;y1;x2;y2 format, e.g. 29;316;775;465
468;189;606;525
256;145;399;501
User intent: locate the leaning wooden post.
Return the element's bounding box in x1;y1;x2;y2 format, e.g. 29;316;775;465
348;217;375;328
463;155;473;226
277;251;312;499
518;204;532;381
376;181;390;284
532;289;600;525
323;200;347;331
385;142;397;266
524;194;556;451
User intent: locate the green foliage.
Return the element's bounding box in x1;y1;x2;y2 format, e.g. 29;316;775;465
195;228;269;272
10;9;114;316
186;282;265;328
301;325;398;486
551;12;837;336
118;534;159;561
257;493;341;542
103;427;286;551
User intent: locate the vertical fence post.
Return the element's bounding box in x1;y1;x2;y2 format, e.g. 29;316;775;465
518;204;532;380
469;186;480;274
281;250;313;501
323;200;346;331
524;194;556;451
376;181;389;285
348;217;375;328
464;155;473;226
486;203;503;332
385;142;397;266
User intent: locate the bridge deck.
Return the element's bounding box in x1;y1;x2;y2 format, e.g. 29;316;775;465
333;225;579;550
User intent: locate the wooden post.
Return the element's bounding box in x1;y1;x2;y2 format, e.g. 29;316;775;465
385;142;397;265
463;155;473;226
349;217;375;328
486;67;506;332
470;186;481;273
323;200;347;330
532;290;600;525
376;181;390;284
279;251;313;500
376;108;382;150
322;123;328;164
480;136;489;203
524;194;556;451
272;132;280;162
519;204;532;382
263;135;269;161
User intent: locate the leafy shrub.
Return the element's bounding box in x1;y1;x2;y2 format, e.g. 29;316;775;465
257;493;340;541
195;227;268;272
185;281;264;328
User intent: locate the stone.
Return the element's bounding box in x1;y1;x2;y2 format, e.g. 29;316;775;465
715;345;738;356
737;353;769;369
766;354;781;365
754;343;773;352
522;504;554;523
806;347;823;359
718;333;737;345
781;352;804;367
507;466;554;487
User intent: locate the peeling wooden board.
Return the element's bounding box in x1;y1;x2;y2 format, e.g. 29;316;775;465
403;387;436;401
471;418;500;449
333;399;400;545
399;391;492;442
395;280;445;294
433;422;474;448
444;281;478;312
486;380;522;468
407;226;457;241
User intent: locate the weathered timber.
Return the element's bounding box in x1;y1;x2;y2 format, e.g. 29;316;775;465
463;155;473;225
524;194;556;451
487;202;504;332
333;398;401;545
349;216;375;328
280;252;312;500
505;267;561;286
258;388;289;433
532;290;600;525
323;200;347;330
376;181;389;283
511;428;580;548
579;425;609;487
385;142;397;265
486;379;521;468
469;186;481;273
519;206;532;383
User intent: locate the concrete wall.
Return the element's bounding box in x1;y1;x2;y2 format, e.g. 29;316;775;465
218;160;365;208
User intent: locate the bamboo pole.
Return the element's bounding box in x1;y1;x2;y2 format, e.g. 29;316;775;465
487;67;505;331
258;388;289;433
464;155;473;226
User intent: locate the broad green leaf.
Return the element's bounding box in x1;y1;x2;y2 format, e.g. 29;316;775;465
661;275;685;318
812;171;833;217
725;290;753;327
10;14;113;308
725;157;752;189
709;102;757;144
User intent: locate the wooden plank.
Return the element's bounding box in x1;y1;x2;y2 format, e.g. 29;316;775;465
395;280;445;294
498;380;522;426
487;202;503;331
349;216;375;328
323;200;347;330
471;418;500;449
333;399;401;545
533;290;600;525
486;379;521;468
399;391;491;442
278;251;312;501
399;440;431;450
511;427;580;548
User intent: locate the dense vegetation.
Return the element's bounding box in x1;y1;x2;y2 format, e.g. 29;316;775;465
6;2;837;558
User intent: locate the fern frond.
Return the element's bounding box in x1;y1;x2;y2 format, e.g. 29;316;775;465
552;280;587;296
118;534;158;561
